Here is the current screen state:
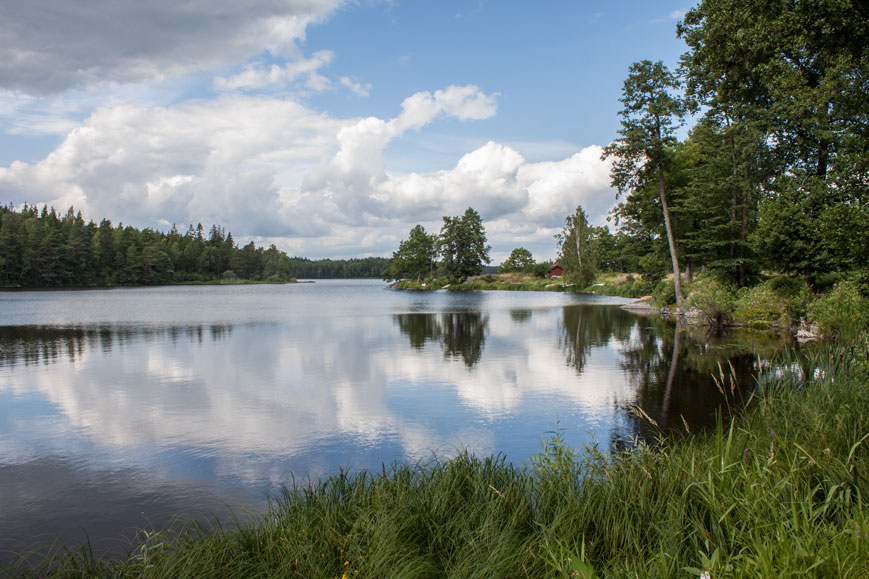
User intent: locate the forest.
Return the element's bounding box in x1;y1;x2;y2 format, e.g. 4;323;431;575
0;204;397;287
596;0;867;298
288;256;390;279
0;204;297;287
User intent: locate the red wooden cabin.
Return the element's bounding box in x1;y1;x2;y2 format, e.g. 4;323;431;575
546;263;563;279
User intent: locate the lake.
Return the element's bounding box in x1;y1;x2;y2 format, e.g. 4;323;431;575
0;280;791;563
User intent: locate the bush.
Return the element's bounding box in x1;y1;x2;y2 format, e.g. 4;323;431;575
685;277;736;326
733;283;792;328
651;279;677;308
807;280;869;339
628;278;654;297
767;275;803;296
219;270;239;284
813;272;843;292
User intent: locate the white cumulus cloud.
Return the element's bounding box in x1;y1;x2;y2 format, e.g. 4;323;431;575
0;84;616;260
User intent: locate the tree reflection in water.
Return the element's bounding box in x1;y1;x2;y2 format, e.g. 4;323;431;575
0;324;233;368
618;314;786;439
393;312;488;368
509;309;532;324
558;305;635;373
557;305;794;442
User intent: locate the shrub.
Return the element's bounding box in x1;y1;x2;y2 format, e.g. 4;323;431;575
685;277;736;326
219;270;239;284
813;272;842;292
767;275;803;296
651;279;677;308
807;280;869;339
733;283;792;328
628;278;654;297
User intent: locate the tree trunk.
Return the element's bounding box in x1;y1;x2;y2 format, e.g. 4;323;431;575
575;218;582;270
729;135;739;287
739;165;750;288
658;162;683;307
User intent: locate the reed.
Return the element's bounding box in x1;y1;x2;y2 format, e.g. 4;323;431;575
8;339;868;578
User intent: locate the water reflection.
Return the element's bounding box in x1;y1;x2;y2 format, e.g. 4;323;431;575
0;324;233;367
509;309;533;324
617;315;785;440
0;457;257;565
394;312;488;367
0;284;802;564
559;305;635;373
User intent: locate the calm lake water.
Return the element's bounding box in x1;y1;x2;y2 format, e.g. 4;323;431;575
0;280;793;563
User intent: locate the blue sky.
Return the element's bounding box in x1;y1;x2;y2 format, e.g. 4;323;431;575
0;0;691;261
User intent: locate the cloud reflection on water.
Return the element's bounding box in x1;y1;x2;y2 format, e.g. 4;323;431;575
0;285;789;561
1;306;639;476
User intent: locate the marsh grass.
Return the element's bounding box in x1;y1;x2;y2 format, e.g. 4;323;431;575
8;339;868;578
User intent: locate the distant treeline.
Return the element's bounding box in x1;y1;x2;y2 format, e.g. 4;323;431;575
0;204;296;287
288;256;391;279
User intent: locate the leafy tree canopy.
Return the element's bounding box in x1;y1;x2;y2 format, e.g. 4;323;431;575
499;247;535;274
438;207;491;282
383;225;437;281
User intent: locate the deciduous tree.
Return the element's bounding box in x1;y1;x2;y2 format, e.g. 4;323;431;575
499;247;535;274
383;224;437;281
438;207;491;282
556;206;596;287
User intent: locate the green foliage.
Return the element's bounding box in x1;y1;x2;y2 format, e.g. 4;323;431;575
0;204;297;287
652;278;678;308
731;278;813;329
678;119;761;287
289;257;391;279
530;261;553;278
680;0;869;286
637;248;672;281
581;273;653;299
808;281;869;339
733;284;792;329
437;207;491;282
498;247;535;274
766;274;805;297
755;177;869;287
604;59;687;305
382;225;437;281
556;206;597;287
684;276;736;326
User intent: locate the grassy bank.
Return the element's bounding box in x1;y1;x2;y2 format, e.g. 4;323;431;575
394;273;563;292
392;272;650;297
392;272;657;299
579;272;654;298
9;338;867;577
661;275;869;338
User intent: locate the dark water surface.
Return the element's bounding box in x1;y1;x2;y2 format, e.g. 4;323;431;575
0;280;793;563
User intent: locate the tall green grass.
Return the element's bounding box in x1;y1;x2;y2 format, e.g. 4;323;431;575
8;339;868;578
